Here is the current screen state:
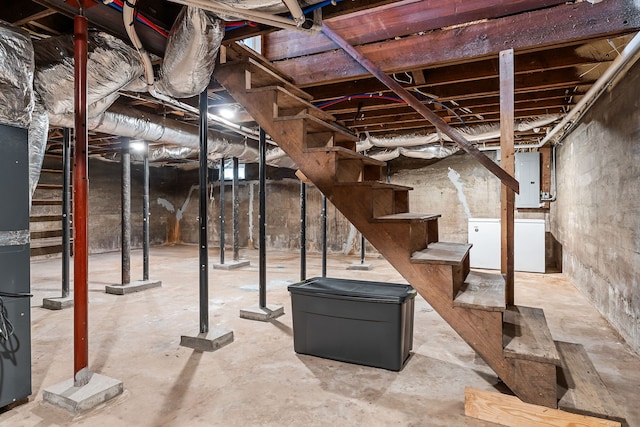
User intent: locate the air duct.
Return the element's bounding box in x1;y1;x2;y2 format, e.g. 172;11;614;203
49;103;260;162
154;7;225;98
361;116;561;160
0;20;47;203
28;103;48;204
0;20;34;128
33;31;144;122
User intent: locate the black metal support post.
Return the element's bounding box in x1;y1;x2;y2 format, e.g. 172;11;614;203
142;140;150;281
232;157;239;261
62;127;71;297
121;137;131;285
219;159;225;264
321;194;327;278
360;234;366;264
198;90;209;334
259;128;267;308
300;181;306;281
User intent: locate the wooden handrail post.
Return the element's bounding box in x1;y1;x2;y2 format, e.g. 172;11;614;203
500;49;515;306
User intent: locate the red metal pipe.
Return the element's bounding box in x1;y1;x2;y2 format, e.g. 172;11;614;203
73;12;90;387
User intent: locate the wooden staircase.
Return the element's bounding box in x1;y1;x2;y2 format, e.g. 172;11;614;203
214;42;621;419
30;153;72;258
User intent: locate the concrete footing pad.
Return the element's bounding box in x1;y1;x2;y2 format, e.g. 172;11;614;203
43;372;123;415
105;279;162;295
180;328;234;352
42;295;74;310
212;259;250;270
347;262;374;271
240;304;285;322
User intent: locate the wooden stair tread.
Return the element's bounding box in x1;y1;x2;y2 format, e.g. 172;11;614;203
30;236;72;249
248;86;335;122
556;341;624;422
32;199;63;205
503;305;561;365
217;57;312;102
40;168;63;174
37;183;63;189
30;215;63;222
309;146;386;166
334;181;413;191
223;42;295;83
373;213;440;223
453;270;505;312
411;242;472;265
275;113;358;142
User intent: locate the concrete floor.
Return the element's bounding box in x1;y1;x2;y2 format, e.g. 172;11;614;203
1;244;638;426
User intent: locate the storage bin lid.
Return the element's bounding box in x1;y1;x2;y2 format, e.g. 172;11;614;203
288;277;416;303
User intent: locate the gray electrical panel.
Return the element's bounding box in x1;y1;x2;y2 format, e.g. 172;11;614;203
515;152;541;208
0;123;31;408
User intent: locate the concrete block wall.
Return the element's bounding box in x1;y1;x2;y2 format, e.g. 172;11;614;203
87;159;181;253
551;60;640;353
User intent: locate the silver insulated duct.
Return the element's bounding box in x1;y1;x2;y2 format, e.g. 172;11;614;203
155;6;225;98
33;31;144;123
0;20;34;128
0;20;47;203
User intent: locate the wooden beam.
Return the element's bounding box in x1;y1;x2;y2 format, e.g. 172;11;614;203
321;24;519;193
305;45;609;100
327;88;577;115
465;388;622;427
12;8;57;25
500;49;516;306
274;0;640;87
309;67;594;103
337;100;570;125
264;0;568;61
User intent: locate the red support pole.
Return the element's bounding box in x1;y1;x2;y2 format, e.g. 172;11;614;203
73;10;90;387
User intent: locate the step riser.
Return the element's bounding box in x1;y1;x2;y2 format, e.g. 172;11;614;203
372;188;410;217
306;132;357;152
510;359;558;408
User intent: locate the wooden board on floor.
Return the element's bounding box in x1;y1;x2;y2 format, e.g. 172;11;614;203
465;387;621;427
556;341;624;423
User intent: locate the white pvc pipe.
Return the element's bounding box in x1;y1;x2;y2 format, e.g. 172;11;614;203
540;31;640;146
167;0;319;32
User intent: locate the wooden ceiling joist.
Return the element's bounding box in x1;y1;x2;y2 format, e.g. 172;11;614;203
264;0;568;61
272;0;640;87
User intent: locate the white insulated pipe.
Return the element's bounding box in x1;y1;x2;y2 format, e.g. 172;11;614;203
540;31;640;146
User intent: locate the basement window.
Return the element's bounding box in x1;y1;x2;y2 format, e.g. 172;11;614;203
241;35;262;54
222;162;246;180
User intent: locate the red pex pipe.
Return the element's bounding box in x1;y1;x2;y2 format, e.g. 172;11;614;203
73;12;90;387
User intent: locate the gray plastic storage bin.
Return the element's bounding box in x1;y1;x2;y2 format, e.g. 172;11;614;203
288;277;416;371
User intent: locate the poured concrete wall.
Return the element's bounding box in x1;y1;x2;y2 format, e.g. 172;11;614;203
550;60;640;352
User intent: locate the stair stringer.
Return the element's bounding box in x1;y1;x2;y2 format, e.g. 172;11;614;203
215;66;557;407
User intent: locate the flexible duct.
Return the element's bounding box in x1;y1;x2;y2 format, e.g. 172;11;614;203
47;103;280;165
362;116;560;150
155;7;224;98
33;32;144;121
28;103;49;204
0;20;34;128
361;116;561;160
0;21;46;207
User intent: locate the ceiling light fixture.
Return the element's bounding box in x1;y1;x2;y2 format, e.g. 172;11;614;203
218;107;236;119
